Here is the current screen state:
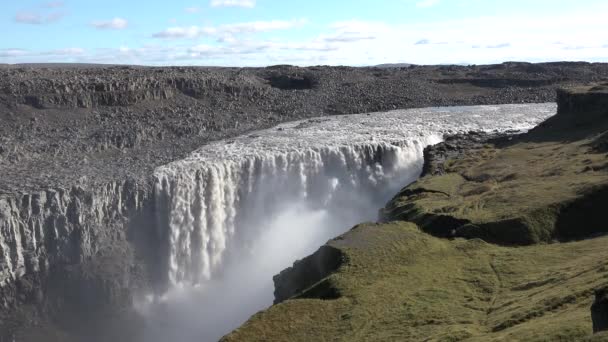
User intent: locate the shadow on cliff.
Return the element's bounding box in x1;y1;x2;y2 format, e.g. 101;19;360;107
495;84;608;146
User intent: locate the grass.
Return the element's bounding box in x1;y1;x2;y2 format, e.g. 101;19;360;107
223;222;608;341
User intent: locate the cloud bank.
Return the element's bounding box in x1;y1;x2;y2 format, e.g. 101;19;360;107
91;17;129;30
210;0;256;8
153;19;307;39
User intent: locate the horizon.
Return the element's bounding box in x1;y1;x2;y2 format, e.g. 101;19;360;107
0;61;604;69
1;0;608;66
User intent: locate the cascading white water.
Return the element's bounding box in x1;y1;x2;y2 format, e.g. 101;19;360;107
154;140;433;286
138;103;556;342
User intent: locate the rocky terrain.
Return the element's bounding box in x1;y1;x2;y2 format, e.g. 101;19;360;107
224;85;608;341
1;62;608;341
2;62;608;192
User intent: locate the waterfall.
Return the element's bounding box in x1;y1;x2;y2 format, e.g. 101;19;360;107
154;140;435;286
142;103;556;342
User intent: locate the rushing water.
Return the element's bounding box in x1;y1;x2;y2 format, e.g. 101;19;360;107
136;103;556;342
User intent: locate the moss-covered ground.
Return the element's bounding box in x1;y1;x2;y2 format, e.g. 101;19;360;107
224;222;608;341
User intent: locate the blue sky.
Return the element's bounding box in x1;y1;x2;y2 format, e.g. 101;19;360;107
1;0;607;66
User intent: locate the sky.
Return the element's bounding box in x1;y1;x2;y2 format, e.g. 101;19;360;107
1;0;608;66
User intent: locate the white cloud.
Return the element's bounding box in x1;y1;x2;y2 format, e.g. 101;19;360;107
15;12;43;24
14;11;65;24
563;45;592;50
323;33;375;43
46;12;65;23
487;43;511;49
330;20;389;33
91;17;128;30
415;39;430;45
0;48;84;60
153;26;217;39
47;48;85;55
320;21;382;43
43;1;64;8
416;0;440;8
210;0;256;8
221;19;307;34
182;39;337;60
153;19;306;39
185;7;201;13
0;49;28;58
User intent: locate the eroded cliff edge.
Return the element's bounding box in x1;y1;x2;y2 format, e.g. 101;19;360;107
223;85;608;341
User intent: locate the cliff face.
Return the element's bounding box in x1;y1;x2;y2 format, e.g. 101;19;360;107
0;180;156;339
272;245;344;304
556;84;608;118
5;72;272;110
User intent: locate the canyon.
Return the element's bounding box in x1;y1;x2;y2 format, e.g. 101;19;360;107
1;63;608;341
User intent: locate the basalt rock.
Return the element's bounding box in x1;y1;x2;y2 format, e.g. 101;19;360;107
593;287;608;333
273;245;344;304
0;179;156;338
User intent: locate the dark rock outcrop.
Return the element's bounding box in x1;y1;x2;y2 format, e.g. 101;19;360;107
556;83;608;120
273;245;344;304
592;131;608;153
420;131;514;177
592;287;608;333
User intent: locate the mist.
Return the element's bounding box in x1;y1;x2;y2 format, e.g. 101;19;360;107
135;205;333;341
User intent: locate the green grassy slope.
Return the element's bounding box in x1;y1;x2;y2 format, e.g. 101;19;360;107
224;222;608;341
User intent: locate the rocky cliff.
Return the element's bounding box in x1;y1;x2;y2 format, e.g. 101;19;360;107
0;180;157;341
